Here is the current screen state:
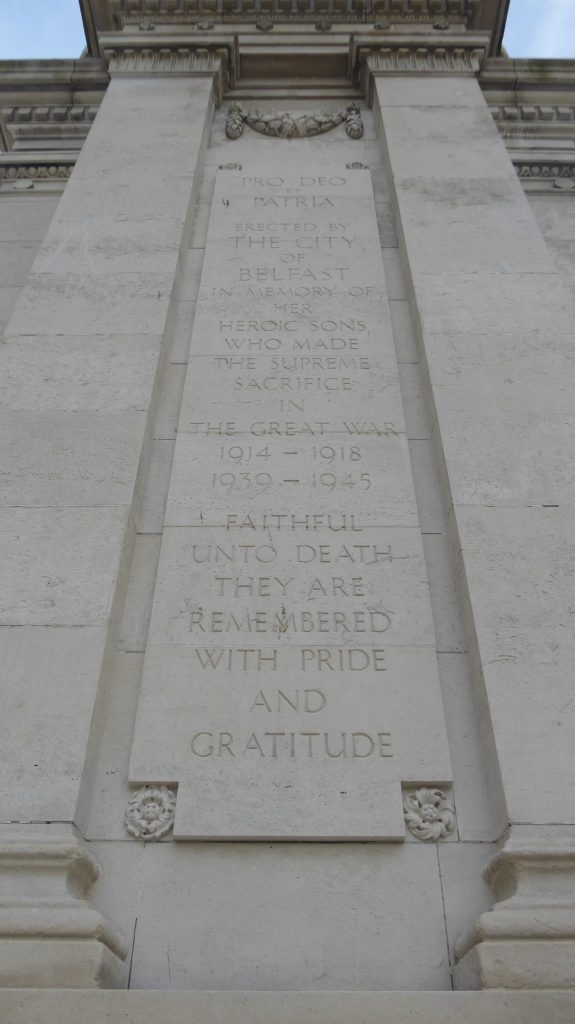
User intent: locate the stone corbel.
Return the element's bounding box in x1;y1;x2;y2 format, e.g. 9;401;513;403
453;826;575;990
0;825;128;988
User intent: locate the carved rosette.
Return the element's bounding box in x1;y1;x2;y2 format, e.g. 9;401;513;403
125;785;177;840
403;787;456;841
225;105;364;140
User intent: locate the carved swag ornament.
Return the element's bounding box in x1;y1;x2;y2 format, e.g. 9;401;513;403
225;104;364;140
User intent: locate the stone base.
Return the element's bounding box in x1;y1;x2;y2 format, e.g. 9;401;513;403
453;827;575;990
0;940;124;990
0;825;127;990
1;990;575;1024
454;940;575;991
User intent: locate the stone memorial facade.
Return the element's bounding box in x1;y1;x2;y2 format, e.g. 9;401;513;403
1;1;575;1020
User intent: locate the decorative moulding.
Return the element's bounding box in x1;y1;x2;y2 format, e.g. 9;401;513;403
225;104;364;140
515;160;575;180
454;826;575;990
125;785;177;840
491;104;575;127
0;825;127;988
512;157;575;193
356;40;487;101
0;159;74;186
108;0;480;27
101;41;234;98
403;787;457;842
0;105;99;152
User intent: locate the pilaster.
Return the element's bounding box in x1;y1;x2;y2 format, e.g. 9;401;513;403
369;66;575;989
0;47;220;987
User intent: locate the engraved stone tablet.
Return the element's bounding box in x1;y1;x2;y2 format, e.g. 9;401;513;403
129;164;452;839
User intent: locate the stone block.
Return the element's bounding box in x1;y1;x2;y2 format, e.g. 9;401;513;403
395;177;555;275
33;217;187;276
0;196;57;241
0;626;108;821
411;271;574;337
0;241;39;285
0;333;163;413
380;105;514;181
377;77;490;109
0;286;21;325
0;506;129;626
129;843;450;988
8;271;175;337
0;411;146;507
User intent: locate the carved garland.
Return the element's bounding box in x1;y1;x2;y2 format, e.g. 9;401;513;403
225;104;364;140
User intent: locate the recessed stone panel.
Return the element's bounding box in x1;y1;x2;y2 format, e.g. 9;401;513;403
129;163;451;838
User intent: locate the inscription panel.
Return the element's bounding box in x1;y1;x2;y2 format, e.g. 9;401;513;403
129;164;452;839
148;527;435;647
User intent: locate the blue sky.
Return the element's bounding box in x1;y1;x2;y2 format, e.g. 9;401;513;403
504;0;575;59
0;0;574;59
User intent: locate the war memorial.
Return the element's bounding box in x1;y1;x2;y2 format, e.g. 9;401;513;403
0;0;575;1019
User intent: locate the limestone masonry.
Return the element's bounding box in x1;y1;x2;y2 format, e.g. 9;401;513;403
1;1;575;1020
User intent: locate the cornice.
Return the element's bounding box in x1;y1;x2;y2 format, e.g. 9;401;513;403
0;104;98;152
106;0;482;29
481;56;575;89
480;57;575;150
0;58;109;93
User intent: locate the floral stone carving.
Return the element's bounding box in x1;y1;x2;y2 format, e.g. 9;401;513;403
225;104;364;141
125;785;176;840
403;787;456;841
